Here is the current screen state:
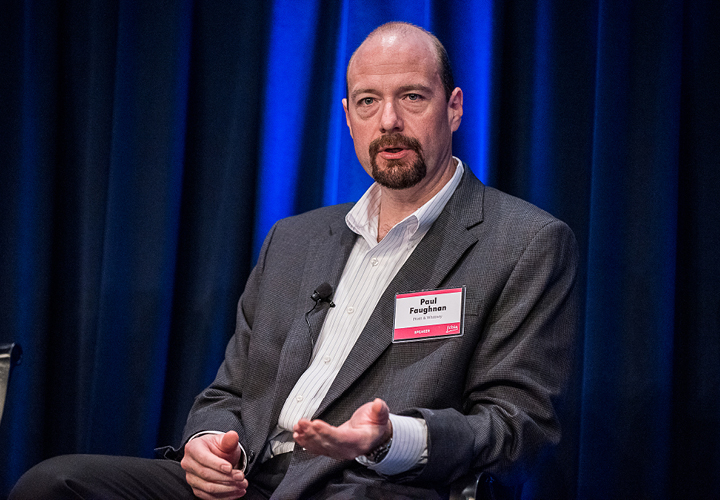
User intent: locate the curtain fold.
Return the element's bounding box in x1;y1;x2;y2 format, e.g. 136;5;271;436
1;1;718;498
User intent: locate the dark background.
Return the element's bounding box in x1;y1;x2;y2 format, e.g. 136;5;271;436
1;1;718;498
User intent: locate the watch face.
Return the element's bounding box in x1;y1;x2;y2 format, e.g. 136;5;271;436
374;447;390;463
367;437;392;463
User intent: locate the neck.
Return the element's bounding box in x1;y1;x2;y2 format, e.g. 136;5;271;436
376;157;457;242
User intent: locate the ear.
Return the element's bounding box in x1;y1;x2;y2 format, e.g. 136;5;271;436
342;98;354;138
447;87;464;133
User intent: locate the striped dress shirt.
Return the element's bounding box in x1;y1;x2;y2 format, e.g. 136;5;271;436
268;159;464;475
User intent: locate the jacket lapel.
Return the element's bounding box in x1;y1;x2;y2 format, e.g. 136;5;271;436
313;167;486;418
260;216;357;439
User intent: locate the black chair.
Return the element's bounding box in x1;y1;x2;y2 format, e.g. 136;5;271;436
450;471;515;500
0;343;23;425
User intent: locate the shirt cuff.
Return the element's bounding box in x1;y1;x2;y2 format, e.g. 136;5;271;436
355;414;427;476
188;431;248;472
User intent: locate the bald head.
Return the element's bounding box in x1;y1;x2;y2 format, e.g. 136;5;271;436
347;22;455;101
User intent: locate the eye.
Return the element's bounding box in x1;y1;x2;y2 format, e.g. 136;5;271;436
406;93;422;101
358;97;375;106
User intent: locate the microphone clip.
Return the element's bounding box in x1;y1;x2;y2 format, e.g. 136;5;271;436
310;282;335;307
305;282;335;350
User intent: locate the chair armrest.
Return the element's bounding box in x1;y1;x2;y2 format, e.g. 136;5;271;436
449;471;514;500
0;343;23;424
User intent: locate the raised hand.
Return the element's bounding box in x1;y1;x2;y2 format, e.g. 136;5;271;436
293;398;393;460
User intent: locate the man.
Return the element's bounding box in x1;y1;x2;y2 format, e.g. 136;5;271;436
11;22;579;500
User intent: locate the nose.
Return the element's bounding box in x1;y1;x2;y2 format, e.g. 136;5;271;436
380;100;403;133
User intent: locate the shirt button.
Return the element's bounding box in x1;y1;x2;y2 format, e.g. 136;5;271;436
370;258;379;266
323;355;331;363
296;395;304;402
347;306;355;314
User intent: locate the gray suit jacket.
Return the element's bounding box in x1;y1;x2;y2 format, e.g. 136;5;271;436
180;166;580;499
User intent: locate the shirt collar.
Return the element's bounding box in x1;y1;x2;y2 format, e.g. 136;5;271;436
346;158;465;247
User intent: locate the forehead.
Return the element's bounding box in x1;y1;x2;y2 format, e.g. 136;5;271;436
347;33;441;92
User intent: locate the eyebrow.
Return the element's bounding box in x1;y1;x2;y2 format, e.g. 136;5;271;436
350;88;379;100
397;84;434;95
350;84;435;101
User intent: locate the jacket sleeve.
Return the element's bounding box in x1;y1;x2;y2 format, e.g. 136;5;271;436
161;223;278;459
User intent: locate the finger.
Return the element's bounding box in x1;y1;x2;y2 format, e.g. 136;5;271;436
368;398;389;424
306;419;335;437
217;430;240;455
185;466;245;488
205;434;242;471
293;418;314;434
185;449;233;476
182;438;243;480
295;421;337;447
367;399;393;448
188;475;248;500
294;418;329;442
189;479;247;498
292;427;313;446
181;454;240;484
296;425;362;460
293;423;323;447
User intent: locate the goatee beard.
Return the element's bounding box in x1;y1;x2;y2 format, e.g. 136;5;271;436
368;134;427;190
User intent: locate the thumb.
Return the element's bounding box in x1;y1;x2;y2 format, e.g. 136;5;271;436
370;398;389;423
218;430;240;454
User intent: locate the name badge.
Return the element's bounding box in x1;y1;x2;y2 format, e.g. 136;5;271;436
393;287;465;342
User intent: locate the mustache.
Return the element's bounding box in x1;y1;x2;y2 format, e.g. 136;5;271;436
369;134;422;158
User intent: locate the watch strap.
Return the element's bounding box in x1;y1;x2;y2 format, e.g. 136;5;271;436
365;436;393;463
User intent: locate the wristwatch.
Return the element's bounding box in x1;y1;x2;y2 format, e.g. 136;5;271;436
365;437;393;463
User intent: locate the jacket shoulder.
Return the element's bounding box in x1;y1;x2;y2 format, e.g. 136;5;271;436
482;186;563;229
272;203;354;235
472;185;578;266
285;202;354;223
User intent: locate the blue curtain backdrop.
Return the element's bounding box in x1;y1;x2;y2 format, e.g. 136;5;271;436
1;1;718;498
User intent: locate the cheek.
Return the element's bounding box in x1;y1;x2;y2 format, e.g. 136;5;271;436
349;126;373;153
419;120;451;152
354;141;368;162
351;132;373;170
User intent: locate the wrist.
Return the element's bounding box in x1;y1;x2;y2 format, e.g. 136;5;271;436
365;437;392;463
364;422;393;463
